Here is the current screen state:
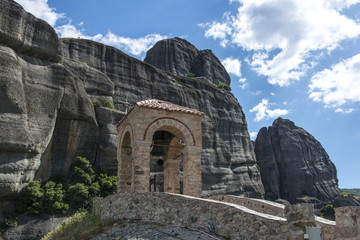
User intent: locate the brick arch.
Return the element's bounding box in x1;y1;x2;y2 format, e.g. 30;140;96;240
143;117;195;146
118;123;133;152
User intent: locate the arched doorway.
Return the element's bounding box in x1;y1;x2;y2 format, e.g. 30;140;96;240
117;99;204;197
118;131;132;192
149;130;185;194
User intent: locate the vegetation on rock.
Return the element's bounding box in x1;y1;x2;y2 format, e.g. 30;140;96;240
15;156;116;216
341;188;360;196
320;204;335;220
41;210;117;240
187;72;196;78
92;98;115;109
212;82;232;91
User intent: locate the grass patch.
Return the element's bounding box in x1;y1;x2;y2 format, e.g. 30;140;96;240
92;98;114;109
340;192;351;198
42;210;117;240
211;82;231;91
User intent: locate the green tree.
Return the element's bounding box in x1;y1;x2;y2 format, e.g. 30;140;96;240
96;173;117;197
88;181;100;198
17;181;44;215
42;181;69;214
65;183;90;210
70;156;95;185
16;156;118;215
320;204;335;220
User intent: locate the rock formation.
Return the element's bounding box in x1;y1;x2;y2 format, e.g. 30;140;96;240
144;37;231;86
254;118;341;204
333;193;360;207
61;38;264;198
0;0;264;201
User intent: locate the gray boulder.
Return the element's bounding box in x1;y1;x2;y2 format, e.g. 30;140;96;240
254;118;341;204
144;37;231;86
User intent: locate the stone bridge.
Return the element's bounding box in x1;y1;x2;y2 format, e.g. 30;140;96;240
93;192;360;240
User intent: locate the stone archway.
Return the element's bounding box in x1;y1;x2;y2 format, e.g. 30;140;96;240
117;99;204;197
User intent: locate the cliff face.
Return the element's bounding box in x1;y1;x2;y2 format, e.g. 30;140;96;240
0;0;99;198
144;38;231;86
254;118;341;204
0;0;264;199
61;38;264;197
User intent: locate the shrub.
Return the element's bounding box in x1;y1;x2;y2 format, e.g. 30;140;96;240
17;156;117;215
88;181;100;198
17;181;44;215
217;82;231;91
96;173;117;197
211;82;232;91
42;181;69;215
320;204;335;220
2;216;17;228
65;183;90;210
340;192;351;198
92;98;114;109
187;72;196;78
70;156;95;185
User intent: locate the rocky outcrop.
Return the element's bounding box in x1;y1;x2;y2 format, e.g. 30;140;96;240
254;118;341;204
333;194;360;207
2;215;67;240
94;107;126;175
0;36;97;198
0;0;62;62
144;37;231;86
61;38;264;198
0;0;99;198
0;0;264;199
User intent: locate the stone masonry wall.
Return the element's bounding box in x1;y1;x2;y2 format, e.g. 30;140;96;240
208;195;285;217
93;192;318;240
315;216;336;240
209;194;337;240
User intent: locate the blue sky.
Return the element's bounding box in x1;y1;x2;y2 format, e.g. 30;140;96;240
15;0;360;188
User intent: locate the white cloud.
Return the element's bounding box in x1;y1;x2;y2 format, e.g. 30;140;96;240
222;57;248;88
238;78;247;89
55;24;167;56
54;24;88;38
250;98;288;121
15;0;167;57
54;22;167;57
335;108;356;113
202;0;360;86
249;131;258;139
222;57;242;77
14;0;64;26
250;90;262;96
98;32;167;56
309;54;360;108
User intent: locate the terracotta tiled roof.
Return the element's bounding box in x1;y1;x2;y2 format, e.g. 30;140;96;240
135;99;204;116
